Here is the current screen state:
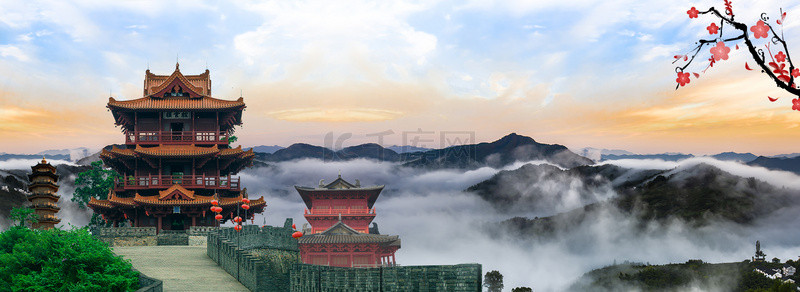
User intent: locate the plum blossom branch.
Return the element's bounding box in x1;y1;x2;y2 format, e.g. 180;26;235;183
675;4;800;105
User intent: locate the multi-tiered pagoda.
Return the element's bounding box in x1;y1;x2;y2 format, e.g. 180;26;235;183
88;64;266;233
27;158;61;229
295;175;400;267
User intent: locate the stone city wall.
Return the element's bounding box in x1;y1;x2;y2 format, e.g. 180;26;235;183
90;226;220;246
289;264;483;292
207;220;301;292
206;219;482;292
91;227;157;246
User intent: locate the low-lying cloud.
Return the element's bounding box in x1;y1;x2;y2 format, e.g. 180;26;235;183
238;157;800;290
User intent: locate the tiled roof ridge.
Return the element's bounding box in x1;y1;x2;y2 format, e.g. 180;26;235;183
145;66;206;97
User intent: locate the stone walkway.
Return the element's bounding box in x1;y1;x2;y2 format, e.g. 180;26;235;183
113;246;250;292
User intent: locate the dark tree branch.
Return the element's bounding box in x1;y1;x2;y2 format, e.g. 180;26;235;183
678;6;800;98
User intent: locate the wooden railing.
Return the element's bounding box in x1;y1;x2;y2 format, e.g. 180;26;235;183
115;175;240;191
125;130;230;145
304;207;375;215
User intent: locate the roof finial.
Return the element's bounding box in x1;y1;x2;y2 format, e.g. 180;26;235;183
338;213;342;222
41;156;47;164
338;169;341;178
176;53;180;71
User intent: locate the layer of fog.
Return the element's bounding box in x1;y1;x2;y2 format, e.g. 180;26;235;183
6;155;800;290
0;158;76;170
239;157;800;291
601;157;800;189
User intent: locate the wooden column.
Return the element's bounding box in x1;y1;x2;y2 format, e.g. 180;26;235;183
157;216;162;234
113;221;119;228
392;254;396;266
191;215;196;227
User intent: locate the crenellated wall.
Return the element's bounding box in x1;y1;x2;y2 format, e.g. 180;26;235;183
206;219;482;292
207;221;300;292
91;226;220;246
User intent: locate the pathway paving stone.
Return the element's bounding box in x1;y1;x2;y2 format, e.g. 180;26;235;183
114;246;250;292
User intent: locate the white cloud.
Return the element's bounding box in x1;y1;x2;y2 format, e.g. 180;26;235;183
232;0;438;80
0;45;31;62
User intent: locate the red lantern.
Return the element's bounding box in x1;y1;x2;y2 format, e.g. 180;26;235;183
234;216;242;223
213;206;222;213
241;204;250;210
292;224;296;229
292;231;303;238
242;198;251;204
124;213;128;219
145;210;149;216
215;214;223;220
234;225;242;231
210;206;217;212
211;199;219;206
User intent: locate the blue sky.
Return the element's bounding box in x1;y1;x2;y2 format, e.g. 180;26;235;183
1;0;800;155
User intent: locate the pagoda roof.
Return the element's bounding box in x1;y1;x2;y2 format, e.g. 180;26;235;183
88;197;115;209
108;96;245;111
101;144;251;159
89;190;267;208
31;158;56;171
135;144;220;157
144;64;210;97
158;184;195;200
298;221;400;246
107;191;136;207
220;145;252;157
294;175;384;209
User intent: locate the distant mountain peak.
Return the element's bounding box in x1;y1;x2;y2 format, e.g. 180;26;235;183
493;132;536;144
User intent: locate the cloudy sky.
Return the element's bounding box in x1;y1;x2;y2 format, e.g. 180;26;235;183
1;0;800;155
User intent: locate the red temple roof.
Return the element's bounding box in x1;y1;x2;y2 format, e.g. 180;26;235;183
144;64;209;97
89;189;267;208
298;221;401;246
294;176;384;209
135;144;220;157
108;96;245;111
158;184;195;200
101;145;250;159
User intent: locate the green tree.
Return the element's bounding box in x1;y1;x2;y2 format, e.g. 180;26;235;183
227;135;238;144
9;207;37;227
72;161;119;227
512;287;533;292
0;226;139;291
772;257;781;264
484;270;504;292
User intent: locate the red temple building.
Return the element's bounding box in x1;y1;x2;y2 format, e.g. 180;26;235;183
27;158;61;229
295;175;400;267
88;64;265;232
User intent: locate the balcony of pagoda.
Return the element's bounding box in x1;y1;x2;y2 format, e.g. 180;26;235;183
114;175;240;192
304;207;376;216
124;130;230;145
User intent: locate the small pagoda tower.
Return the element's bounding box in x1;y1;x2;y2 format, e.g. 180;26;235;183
27;158;61;229
294;175;400;267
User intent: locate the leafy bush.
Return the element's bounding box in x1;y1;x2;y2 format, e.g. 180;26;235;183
0;226;139;291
